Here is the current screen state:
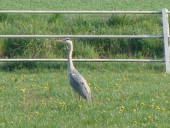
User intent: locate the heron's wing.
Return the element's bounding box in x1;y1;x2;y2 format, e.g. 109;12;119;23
69;70;91;98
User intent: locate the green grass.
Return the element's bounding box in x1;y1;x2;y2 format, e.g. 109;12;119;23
0;63;170;127
0;0;170;11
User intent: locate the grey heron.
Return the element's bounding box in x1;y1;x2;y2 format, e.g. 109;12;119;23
56;38;92;102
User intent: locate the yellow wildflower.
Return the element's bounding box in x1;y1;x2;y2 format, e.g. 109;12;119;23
21;88;26;93
150;104;154;108
119;106;125;113
141;102;145;106
35;111;39;115
121;106;125;109
0;86;5;91
156;106;160;110
78;105;82;108
103;110;107;114
148;115;152;119
162;108;166;112
142;123;146;126
106;98;110;101
133;120;137;124
119;109;123;113
31;84;35;88
41;100;46;105
162;72;166;77
60;102;66;106
133;109;136;112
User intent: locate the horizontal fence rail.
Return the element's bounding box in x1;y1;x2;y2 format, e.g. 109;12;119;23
0;8;169;72
0;59;165;62
0;35;164;38
0;10;164;14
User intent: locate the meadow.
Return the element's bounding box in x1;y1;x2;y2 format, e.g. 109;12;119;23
0;63;170;127
0;0;170;127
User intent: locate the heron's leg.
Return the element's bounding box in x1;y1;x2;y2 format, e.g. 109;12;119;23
79;95;81;101
73;90;78;101
73;89;81;101
74;91;77;101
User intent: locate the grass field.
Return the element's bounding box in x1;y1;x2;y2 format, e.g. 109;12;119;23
0;0;170;128
0;63;170;127
0;0;170;11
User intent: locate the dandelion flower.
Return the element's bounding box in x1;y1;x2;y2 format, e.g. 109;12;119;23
119;109;123;113
78;105;82;108
119;106;125;113
148;115;152;119
156;106;160;110
125;97;129;100
41;100;46;105
162;108;166;112
21;88;26;93
142;123;146;126
99;88;103;91
106;98;110;101
121;106;125;109
103;110;107;114
44;86;48;89
150;104;154;108
133;120;137;124
31;84;35;88
60;102;66;106
141;102;145;106
35;111;39;115
162;72;166;77
133;109;136;112
0;86;5;91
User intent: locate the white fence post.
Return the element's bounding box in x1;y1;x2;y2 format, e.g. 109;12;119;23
162;8;170;73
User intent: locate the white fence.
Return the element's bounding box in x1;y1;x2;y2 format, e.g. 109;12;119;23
0;8;169;72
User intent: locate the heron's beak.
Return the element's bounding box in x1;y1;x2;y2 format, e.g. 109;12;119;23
55;40;63;43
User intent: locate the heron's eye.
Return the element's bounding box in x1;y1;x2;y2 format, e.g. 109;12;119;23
65;38;70;41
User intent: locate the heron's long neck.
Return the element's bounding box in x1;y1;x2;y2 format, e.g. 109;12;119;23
68;43;74;72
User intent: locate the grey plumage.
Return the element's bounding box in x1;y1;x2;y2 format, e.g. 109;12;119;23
56;38;92;102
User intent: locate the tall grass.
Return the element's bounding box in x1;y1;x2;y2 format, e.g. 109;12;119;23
0;14;164;58
0;11;166;70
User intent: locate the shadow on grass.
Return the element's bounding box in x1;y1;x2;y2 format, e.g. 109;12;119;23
0;62;67;72
0;61;165;73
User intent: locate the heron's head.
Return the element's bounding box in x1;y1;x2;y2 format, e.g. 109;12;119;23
56;38;73;50
56;38;72;45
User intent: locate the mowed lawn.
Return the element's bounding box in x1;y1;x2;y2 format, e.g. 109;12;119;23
0;65;170;127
